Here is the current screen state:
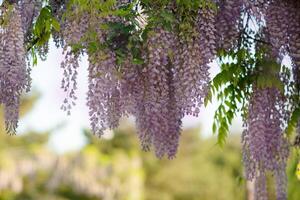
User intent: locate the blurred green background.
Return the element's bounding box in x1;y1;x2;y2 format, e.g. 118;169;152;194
0;96;299;200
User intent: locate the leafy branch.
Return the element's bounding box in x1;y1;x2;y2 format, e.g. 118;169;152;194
205;48;254;145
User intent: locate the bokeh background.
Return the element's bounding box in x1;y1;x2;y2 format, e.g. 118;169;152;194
0;43;299;200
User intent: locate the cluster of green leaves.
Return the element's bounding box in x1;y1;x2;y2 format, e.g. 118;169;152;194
105;1;146;65
28;6;60;65
65;0;146;66
66;0;219;67
29;2;59;43
255;60;284;92
141;0;216;38
286;107;300;138
205;44;288;145
284;66;300;138
175;0;216;39
285;103;300;142
205;48;255;145
203;9;297;145
0;2;14;26
63;0;117;53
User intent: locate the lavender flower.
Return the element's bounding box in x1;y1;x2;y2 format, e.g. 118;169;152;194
215;0;243;51
254;173;268;200
0;6;29;134
242;87;289;199
60;7;89;115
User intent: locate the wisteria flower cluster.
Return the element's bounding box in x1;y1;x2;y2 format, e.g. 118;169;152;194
242;86;289;199
0;4;29;134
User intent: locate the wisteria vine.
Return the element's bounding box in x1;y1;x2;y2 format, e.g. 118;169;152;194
0;0;300;199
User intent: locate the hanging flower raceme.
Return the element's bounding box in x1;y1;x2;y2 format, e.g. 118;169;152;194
60;6;89;115
172;6;216;118
242;86;289;199
286;1;300;87
135;27;182;158
87;49;122;135
20;0;42;38
49;0;67;47
0;5;29;134
86;6;129;136
215;0;243;51
254;173;268;200
264;1;290;59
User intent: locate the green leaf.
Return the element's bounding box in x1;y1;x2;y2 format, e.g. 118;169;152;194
286;107;300;137
204;90;212;107
212;122;217;134
52;18;60;32
132;58;144;65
